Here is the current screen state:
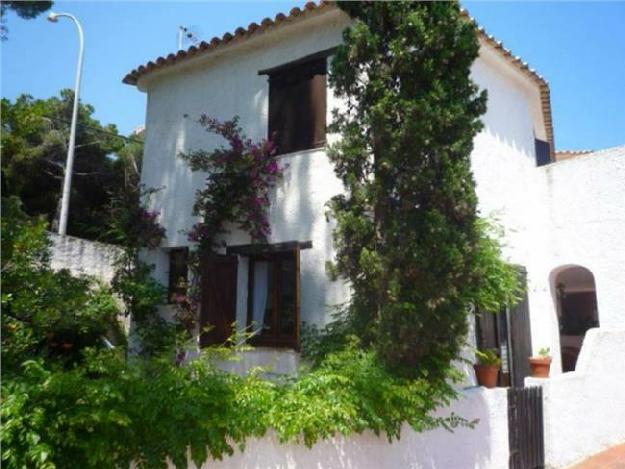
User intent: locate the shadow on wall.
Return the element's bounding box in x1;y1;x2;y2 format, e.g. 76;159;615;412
185;388;509;469
270;148;348;327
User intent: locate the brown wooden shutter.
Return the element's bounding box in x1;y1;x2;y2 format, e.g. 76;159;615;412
268;58;326;155
199;254;238;347
293;246;301;348
507;267;532;388
310;72;326;148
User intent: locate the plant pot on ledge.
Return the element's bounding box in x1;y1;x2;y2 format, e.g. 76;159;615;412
474;349;501;388
474;364;499;388
529;347;552;378
529;356;552;378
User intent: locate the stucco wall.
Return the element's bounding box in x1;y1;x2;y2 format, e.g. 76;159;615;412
526;328;625;468
539;147;625;330
167;387;509;469
140;10;350;330
49;233;122;283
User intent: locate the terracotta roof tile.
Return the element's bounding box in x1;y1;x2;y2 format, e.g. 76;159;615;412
554;149;594;161
122;1;554;154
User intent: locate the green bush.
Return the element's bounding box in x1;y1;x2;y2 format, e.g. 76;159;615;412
1;197;123;374
1;347;467;469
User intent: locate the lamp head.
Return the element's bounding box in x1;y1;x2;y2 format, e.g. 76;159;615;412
47;12;59;23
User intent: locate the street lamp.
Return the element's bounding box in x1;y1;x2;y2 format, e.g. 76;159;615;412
47;12;84;236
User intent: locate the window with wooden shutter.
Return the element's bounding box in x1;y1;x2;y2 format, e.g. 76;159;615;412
268;57;327;155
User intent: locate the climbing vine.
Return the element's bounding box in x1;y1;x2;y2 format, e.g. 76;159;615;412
179;115;285;252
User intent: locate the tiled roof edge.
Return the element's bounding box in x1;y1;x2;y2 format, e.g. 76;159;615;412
122;1;331;86
123;2;554;154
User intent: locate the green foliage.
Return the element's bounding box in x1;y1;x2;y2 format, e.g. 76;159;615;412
1;1;52;19
178;115;284;251
537;347;551;358
105;186;172;357
1;92;141;241
327;1;520;373
0;1;53;40
1;346;468;469
1;197;123;375
475;349;501;367
0;202;464;466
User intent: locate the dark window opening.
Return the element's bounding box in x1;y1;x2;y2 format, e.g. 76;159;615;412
475;266;533;388
168;248;188;303
268;57;327;155
535;138;551;166
247;249;300;348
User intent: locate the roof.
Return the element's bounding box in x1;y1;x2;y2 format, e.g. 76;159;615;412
555;145;625;162
122;1;554;154
554;149;594;161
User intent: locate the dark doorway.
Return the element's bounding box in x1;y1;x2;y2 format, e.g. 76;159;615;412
475;267;533;388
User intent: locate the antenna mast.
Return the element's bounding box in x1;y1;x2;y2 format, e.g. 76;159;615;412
178;25;198;50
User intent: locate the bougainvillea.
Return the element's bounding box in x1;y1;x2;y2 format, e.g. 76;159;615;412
179;115;285;252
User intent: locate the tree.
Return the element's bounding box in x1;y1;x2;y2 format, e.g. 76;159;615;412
0;0;53;40
327;2;519;374
1;91;141;241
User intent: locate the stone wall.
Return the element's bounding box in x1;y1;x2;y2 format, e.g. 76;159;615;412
49;233;122;283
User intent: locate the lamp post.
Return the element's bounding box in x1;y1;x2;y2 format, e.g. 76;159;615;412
48;12;84;236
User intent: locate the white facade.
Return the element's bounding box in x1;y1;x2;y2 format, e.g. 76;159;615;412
133;7;625;378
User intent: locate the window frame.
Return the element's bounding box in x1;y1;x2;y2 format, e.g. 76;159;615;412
246;249;300;349
167;247;189;303
266;56;327;155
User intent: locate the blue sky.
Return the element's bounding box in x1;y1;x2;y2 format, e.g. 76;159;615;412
2;1;624;151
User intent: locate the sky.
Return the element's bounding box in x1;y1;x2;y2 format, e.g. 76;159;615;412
2;1;624;151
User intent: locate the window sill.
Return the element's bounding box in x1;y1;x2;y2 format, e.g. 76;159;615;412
275;144;326;159
248;337;299;351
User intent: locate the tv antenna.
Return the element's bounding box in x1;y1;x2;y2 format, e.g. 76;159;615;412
178;25;199;50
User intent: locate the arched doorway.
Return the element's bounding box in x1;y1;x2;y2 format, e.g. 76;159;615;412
551;265;599;372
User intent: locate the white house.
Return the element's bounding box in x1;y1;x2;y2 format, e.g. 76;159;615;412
123;2;625;381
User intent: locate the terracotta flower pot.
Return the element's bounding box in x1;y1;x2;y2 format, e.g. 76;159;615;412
529;356;551;378
474;364;499;388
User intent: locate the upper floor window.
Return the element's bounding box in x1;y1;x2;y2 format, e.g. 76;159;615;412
535;138;551;166
267;57;327;155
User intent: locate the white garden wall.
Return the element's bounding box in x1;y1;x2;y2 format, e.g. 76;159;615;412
170;387;509;469
526;328;625;468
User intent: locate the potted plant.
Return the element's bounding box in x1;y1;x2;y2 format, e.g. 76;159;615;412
529;347;552;378
474;349;501;388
